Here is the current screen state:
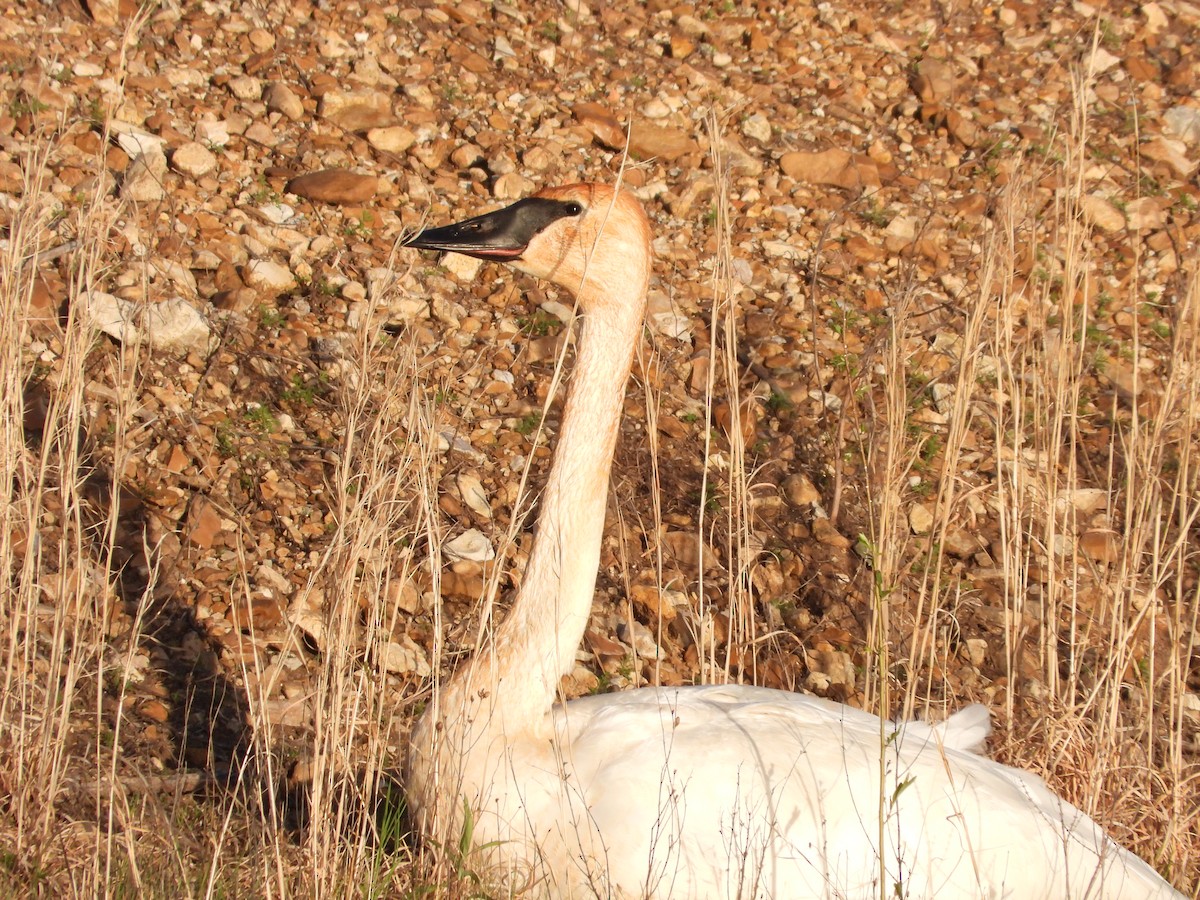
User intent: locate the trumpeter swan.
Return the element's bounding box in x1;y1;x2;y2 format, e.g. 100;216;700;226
402;183;1183;899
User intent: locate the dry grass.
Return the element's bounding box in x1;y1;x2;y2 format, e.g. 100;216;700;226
0;68;1196;900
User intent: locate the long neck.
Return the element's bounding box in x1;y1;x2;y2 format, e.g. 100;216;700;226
443;278;644;739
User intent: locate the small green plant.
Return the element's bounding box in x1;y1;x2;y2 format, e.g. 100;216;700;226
514;413;541;436
248;178;278;204
1149;319;1172;339
1098;18;1120;50
244;404;279;433
919;434;943;465
766;390;792;414
857;199;891;228
517;311;561;337
9;94;50;117
434;799;503;896
344;210;374;240
281;373;326;406
539;20;561;41
215;421;237;456
830;352;859;375
313;278;340;297
259;305;284;329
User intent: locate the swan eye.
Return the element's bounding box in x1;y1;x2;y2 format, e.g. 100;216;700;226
564;201;583;215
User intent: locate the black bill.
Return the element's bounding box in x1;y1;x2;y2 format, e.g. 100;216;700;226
402;197;580;261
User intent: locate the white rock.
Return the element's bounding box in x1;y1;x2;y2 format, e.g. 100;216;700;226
444;528;495;562
1080;193;1125;232
376;636;431;676
254;203;297;225
265;83;305;121
121;152;167;203
171;141;217;178
964;638;988;668
909;502;934;534
762;240;804;259
110;122;166;157
441;252;483;281
1165;106;1200;145
149;258;198;293
317;28;352;59
646;291;693;341
84;292;212;353
1086;46;1121;75
741;112;772;143
288;610;325;650
641;99;672;119
73;61;104;77
494;172;534;199
885;215;919;241
255;562;293;595
1182;693;1200;721
457;472;492;519
228;74;262;101
541;299;575;321
1054;488;1108;516
1141;2;1169;32
195;120;231;147
164;66;206;88
245;258;297;293
493;35;516;60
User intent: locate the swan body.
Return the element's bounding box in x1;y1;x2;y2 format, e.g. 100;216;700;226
402;184;1183;899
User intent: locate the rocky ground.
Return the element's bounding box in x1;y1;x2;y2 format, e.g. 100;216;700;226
2;0;1199;894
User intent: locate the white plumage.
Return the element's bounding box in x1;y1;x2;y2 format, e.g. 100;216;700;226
402;183;1184;899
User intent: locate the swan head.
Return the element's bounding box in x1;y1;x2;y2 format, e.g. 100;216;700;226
404;183;651;313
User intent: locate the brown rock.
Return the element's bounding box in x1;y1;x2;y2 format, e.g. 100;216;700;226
912;58;955;103
1124;56;1159;82
1140;137;1196;177
629;123;699;161
1080;194;1125;233
140;700;169;723
1080;530;1121;564
780;149;881;190
367;125;416;154
265;82;305;121
230;594;284;630
84;0;119;25
782;474;821;506
630;582;678;624
714;399;758;446
574;102;626;150
944;109;980;147
317;90;395;131
186;496;225;549
812;517;850;548
1124;197;1167;231
845;235;885;262
286;170;378;205
669;35;696;59
0;160;22;193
